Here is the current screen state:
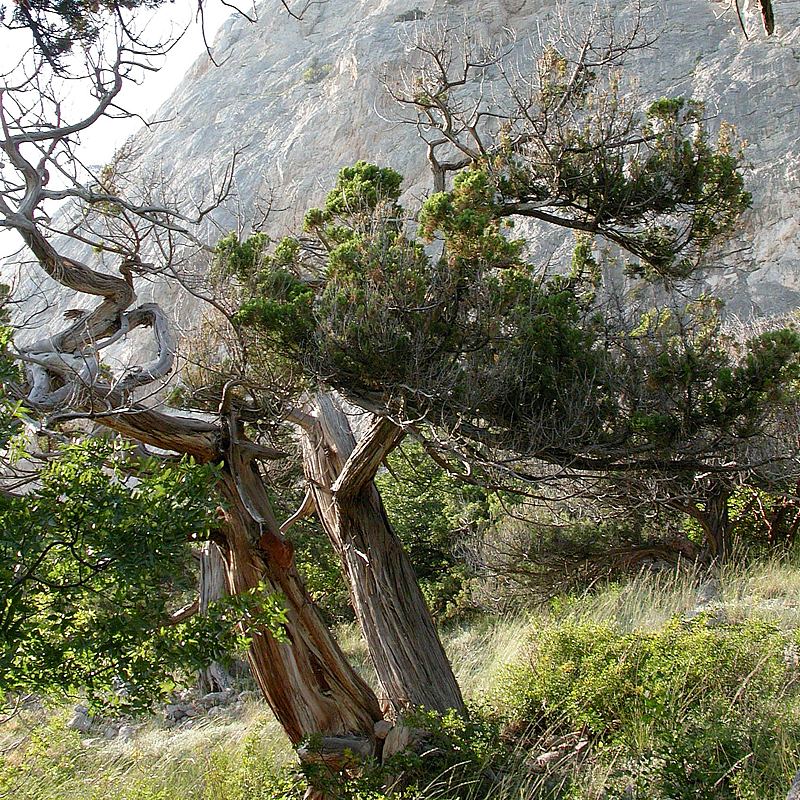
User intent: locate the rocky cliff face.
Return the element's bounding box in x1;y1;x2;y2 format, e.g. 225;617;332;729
7;0;800;354
133;0;800;314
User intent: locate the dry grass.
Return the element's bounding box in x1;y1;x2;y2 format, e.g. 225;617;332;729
1;555;798;800
0;698;289;800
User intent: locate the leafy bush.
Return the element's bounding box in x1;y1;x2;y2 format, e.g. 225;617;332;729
496;617;800;799
206;705;508;800
0;439;286;711
384;707;507;799
289;515;354;624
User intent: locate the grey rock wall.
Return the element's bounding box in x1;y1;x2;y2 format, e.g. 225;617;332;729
134;0;799;314
6;0;800;356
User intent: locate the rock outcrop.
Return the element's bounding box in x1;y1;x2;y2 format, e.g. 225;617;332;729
5;0;800;350
138;0;800;310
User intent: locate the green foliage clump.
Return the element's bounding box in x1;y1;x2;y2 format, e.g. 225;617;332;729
214;232;315;354
302;57;332;85
311;161;403;222
496;617;800;799
491;90;751;280
287;515;353;625
0;722;96;799
298;163;609;441
295;707;506;800
418;167;524;268
618;298;800;461
383;707;506;799
0;439;286;710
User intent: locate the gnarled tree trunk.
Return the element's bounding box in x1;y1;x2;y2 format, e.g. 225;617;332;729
702;486;733;561
216;436;383;745
198;541;235;694
669;484;734;562
295;392;465;717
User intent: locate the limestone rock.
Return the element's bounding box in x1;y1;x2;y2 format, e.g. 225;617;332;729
164;701;198;723
199;689;235;708
118;724;137;742
5;0;800;358
134;0;800;319
533;749;563;769
66;709;92;733
787;769;800;800
381;723;427;761
374;719;393;739
696;578;720;606
529;733;590;771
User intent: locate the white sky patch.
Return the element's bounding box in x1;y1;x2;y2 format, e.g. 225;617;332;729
0;0;238;260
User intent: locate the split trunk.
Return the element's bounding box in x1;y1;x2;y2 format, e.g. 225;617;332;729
298;392;465;717
215;459;382;745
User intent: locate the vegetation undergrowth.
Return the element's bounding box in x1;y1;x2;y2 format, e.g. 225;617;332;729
2;557;798;800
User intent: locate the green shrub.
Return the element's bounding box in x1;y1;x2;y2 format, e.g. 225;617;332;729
496;617;800;799
302;57;332;84
385;707;507;798
376;441;487;620
205;734;305;800
289;515;354;624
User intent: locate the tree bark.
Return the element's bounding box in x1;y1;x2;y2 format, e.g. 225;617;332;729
670;485;733;562
297;392;465;717
703;486;733;561
216;454;382;745
198;541;235;694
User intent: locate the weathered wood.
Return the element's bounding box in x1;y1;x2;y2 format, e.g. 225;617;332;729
217;466;382;743
198;541;235;693
79;392;220;461
300;392;465;716
381;722;428;762
669;485;733;561
331;415;403;500
166;597;199;626
280;489;316;534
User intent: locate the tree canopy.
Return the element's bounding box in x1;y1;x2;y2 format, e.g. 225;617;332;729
215;76;799;559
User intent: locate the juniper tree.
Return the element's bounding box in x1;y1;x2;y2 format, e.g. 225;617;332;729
221;26;800;562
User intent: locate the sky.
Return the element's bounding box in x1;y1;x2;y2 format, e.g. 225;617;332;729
0;0;239;258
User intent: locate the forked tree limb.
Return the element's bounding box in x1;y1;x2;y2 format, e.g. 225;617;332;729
331;415;404;499
165;597;200;626
280;489;316;534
